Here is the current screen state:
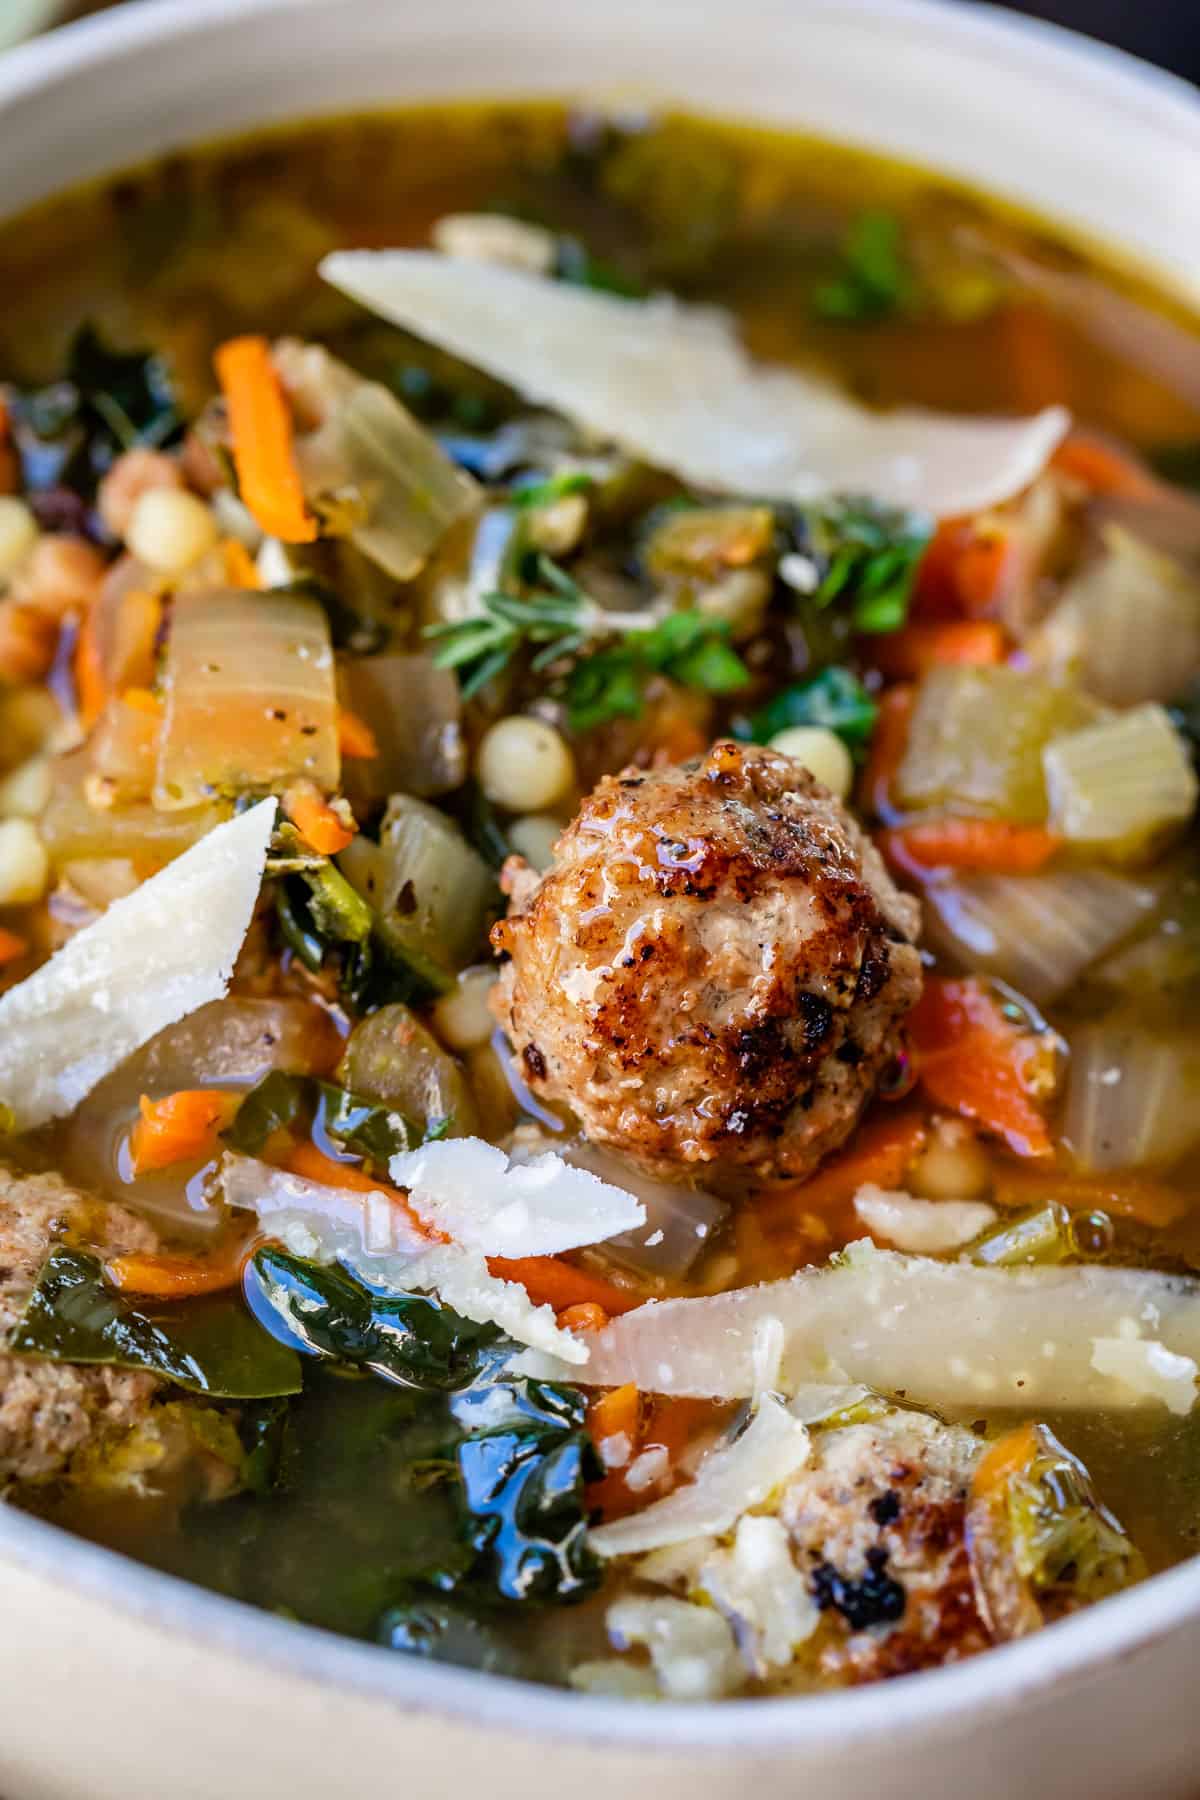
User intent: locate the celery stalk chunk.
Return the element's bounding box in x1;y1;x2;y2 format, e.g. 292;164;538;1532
896;665;1095;823
1044;703;1198;863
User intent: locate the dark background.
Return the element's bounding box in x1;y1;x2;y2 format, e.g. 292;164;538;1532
994;1;1200;83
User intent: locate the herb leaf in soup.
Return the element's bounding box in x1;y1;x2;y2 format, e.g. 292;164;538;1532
744;666;878;753
812;211;915;325
248;1247;499;1390
9;1249;302;1399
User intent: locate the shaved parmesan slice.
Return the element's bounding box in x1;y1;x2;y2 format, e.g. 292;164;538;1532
603;1597;742;1701
563;1243;1200;1412
589;1396;810;1557
698;1515;819;1674
853;1185;996;1253
322;250;1069;518
390;1137;645;1256
0;800;274;1132
1091;1323;1198;1415
223;1152;587;1363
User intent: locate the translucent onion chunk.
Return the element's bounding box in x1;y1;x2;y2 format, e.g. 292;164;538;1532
320;250;1069;518
155;588;337;810
0;799;275;1131
1063;1019;1200;1173
921;867;1158;1003
1044;703;1198;863
1032;526;1200;707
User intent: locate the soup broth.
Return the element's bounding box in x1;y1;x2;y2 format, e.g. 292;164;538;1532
4;102;1200;1698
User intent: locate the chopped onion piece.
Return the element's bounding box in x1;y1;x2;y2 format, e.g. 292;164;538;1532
274;338;477;581
321;251;1069;518
1063;1020;1200;1172
589;1397;810;1557
155;589;337;810
538;1138;727;1280
922;867;1158;1003
853;1184;997;1253
566;1244;1200;1412
0;800;275;1131
1044;703;1197;863
389;1137;645;1256
1032;526;1200;707
337;653;466;804
363;793;495;974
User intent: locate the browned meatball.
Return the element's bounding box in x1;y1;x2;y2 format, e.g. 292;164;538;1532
491;739;923;1195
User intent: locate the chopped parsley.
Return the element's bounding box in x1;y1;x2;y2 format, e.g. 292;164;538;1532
812;211;915;325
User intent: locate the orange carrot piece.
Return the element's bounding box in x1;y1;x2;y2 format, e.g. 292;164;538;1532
756;1108;929;1229
0;926;28;966
487;1254;643;1317
908;976;1054;1159
74;601;108;730
992;1164;1187;1230
222;537;262;589
914;518;1022;621
213;335;317;544
337;707;380;761
279;1139;443;1242
121;685;162;716
558;1301;610;1333
858;683;914;823
1052;433;1161;501
587;1382;640;1449
881;818;1061;877
105;1240;253;1299
283;779;356;855
128;1089;242;1176
875;619;1006;681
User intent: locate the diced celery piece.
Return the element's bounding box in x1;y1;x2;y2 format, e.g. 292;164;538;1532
896;665;1095;823
1044;703;1198;864
342;794;497;975
337;1003;478;1137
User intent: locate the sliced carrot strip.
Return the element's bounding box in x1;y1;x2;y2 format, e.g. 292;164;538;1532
858;683;914;824
128;1089;241;1176
74;600;108;730
121;685;163;717
105;1241;252;1299
222;537;262;590
875;619;1006;680
557;1301;610;1333
337;707;380;761
587;1382;640;1449
279;1139;443;1242
755;1108;929;1229
487;1254;643;1317
914;518;1022;620
0;926;28;966
1051;433;1161;501
992;1164;1186;1230
908;977;1054;1159
283;779;355;855
213;335;317;544
881;818;1061;876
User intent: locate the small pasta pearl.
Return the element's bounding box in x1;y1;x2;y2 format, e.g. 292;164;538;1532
126;488;218;575
476;716;575;812
768;725;854;799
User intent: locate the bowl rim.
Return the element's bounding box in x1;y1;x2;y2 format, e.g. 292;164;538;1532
3;0;1200;1752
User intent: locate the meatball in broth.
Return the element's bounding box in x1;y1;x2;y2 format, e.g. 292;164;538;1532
491;740;923;1195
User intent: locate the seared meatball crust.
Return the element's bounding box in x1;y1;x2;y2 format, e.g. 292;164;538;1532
492;740;922;1195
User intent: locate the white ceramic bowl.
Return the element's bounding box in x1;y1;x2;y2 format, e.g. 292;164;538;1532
2;4;1200;1796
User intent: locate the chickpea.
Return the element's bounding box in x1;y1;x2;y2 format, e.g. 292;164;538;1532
0;818;49;906
97;449;184;540
432;965;499;1052
0;497;39;580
